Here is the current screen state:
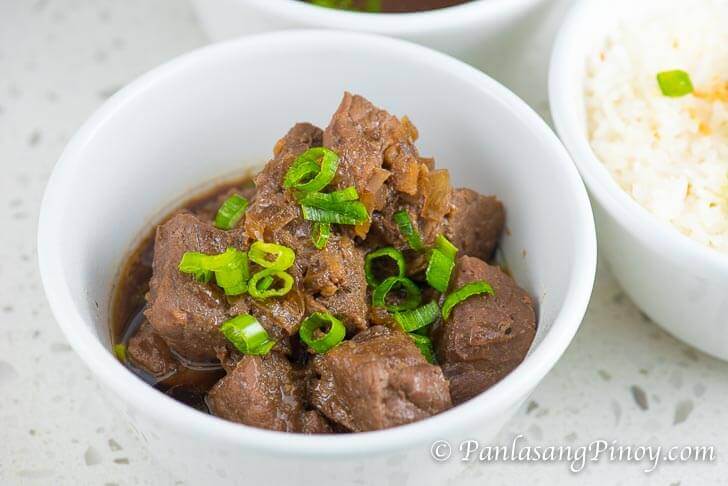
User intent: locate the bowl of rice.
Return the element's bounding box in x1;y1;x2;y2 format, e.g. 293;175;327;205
549;0;728;359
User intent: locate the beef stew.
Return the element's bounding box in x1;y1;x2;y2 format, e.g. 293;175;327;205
112;93;536;433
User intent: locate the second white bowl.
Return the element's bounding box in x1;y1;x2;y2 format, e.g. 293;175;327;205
190;0;548;67
550;0;728;360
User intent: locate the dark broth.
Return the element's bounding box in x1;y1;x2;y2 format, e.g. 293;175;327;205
302;0;472;13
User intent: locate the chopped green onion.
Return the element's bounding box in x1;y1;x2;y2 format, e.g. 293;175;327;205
393;210;424;251
298;187;369;226
426;235;459;293
178;252;213;283
301;203;368;225
214;194;248;230
657;70;694;97
113;343;127;363
409;334;436;364
214;250;249;296
179;248;249;294
204;247;245;271
311;222;331;249
426;250;455;292
393;301;440;332
434;234;457;259
442;281;495;320
371;276;422;311
364;247;406;288
248;241;295;271
220;314;275;356
248;269;294;299
284;147;340;193
299;311;346;353
296;186;359;204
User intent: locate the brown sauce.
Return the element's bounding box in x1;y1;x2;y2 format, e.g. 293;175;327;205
302;0;472;13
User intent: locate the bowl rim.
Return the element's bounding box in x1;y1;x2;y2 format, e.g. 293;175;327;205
549;0;728;272
38;29;596;457
239;0;545;34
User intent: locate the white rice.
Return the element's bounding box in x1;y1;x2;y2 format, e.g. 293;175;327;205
585;0;728;253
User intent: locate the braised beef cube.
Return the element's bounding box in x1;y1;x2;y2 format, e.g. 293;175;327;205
445;188;505;262
127;320;224;390
300;410;334;434
303;235;368;332
207;352;329;433
435;256;536;405
323;92;401;197
207;353;300;431
310;326;452;432
127;320;178;379
245;116;369;332
245;123;323;241
323;93;453;246
145;212;247;363
246;289;306;340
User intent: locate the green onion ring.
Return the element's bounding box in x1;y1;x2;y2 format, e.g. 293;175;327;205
248;241;295;271
298;311;346;354
393;301;440;332
442;281;495;320
214;194;248;230
393;210;424;251
220;314;275;356
248;269;294;299
283;147;340;193
371;276;422;311
364;247;406;288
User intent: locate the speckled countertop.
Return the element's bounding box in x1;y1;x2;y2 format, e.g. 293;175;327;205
0;1;726;485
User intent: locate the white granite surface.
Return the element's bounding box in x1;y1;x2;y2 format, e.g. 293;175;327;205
0;0;726;484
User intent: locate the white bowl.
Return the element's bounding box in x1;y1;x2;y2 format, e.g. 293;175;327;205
39;31;595;485
549;0;728;360
189;0;548;66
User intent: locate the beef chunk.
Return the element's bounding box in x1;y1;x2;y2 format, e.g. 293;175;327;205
244;123;323;241
445;188;505;262
435;256;536;405
302;235;368;332
145;212;247;363
127;320;224;390
207;352;331;433
245;118;368;332
324;93;402;198
324;93;451;246
310;326;452;432
127;320;178;379
300;410;334;434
